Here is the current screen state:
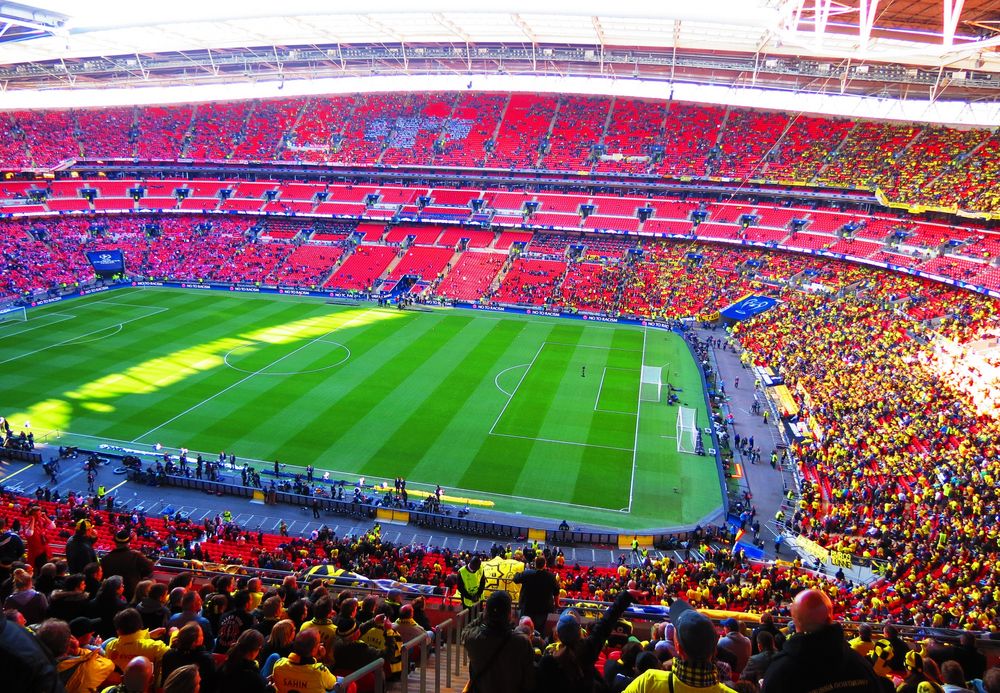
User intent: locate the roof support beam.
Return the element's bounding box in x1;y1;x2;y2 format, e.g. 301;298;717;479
942;0;965;47
858;0;880;52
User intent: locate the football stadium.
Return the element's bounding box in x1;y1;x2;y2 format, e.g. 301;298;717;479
0;2;998;692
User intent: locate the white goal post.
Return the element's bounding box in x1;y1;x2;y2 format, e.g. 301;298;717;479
677;406;700;454
640;365;662;402
0;306;26;324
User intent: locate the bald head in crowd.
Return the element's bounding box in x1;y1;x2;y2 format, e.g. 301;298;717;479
791;589;833;634
122;656;154;693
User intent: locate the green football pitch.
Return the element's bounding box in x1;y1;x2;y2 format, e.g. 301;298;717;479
0;288;723;530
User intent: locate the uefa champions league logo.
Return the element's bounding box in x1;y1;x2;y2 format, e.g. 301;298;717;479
98;253;115;265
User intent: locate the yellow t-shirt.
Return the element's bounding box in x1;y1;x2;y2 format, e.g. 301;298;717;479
623;669;738;693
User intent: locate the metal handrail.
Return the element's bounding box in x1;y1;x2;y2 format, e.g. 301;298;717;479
332;657;386;693
399;631;431;693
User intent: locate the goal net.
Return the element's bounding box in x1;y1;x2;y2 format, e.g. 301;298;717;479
639;366;662;403
677;406;700;454
0;306;26;325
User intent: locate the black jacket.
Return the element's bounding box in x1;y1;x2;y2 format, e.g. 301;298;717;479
533;590;635;693
218;657;270;693
64;535;97;574
762;623;883;693
161;647;219;692
99;547;153;601
0;614;65;693
513;568;560;616
46;589;92;623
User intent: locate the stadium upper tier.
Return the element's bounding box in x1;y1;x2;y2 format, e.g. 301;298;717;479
1;92;1000;214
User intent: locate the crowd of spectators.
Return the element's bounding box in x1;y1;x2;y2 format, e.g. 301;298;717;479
1;95;999;211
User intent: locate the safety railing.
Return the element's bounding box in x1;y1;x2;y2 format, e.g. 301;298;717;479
332;657;386;693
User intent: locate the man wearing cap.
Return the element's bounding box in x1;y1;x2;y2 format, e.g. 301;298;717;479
462;589;535;693
761;589;881;693
100;531;153;602
624;599;737;693
331;612;395;679
718;618;751;676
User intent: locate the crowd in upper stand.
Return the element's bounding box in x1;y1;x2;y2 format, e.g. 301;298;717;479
1;92;1000;212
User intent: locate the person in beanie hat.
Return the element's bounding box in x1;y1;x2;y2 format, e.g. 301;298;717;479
463;589;535;693
65;521;98;575
534;588;640;693
623;599;736;693
99;531;153;602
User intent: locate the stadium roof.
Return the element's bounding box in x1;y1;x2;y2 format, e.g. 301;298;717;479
0;1;997;106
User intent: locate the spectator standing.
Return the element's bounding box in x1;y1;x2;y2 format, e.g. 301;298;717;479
622;599;737;693
928;633;986;682
718;617;752;676
513;556;560;636
762;589;881;693
0;518;25;579
462;589;535;693
457;556;486;609
535;589;639;693
100;531;153;602
24;504;55;572
65;521;98;575
741;631;778;684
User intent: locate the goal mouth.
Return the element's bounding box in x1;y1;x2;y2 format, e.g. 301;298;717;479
0;306;27;324
640;365;661;402
676;406;699;454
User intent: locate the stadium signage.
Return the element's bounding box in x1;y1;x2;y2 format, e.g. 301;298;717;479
228;286;261;293
278;289;310;296
85;249;125;273
525;309;560;317
30;297;63;306
180;283;212;290
581;315;620;323
720;295;778;321
463;303;508;313
131;281;164;287
80;286;110;295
